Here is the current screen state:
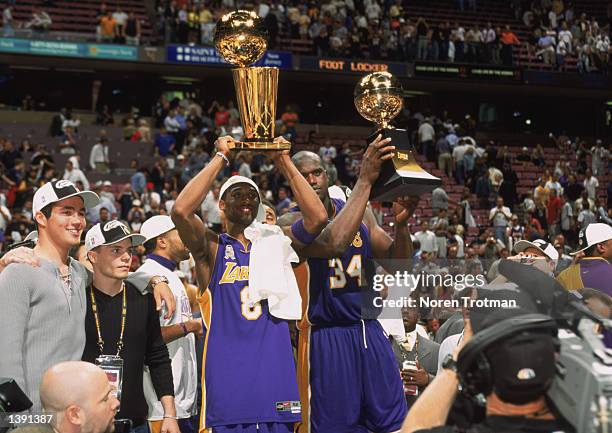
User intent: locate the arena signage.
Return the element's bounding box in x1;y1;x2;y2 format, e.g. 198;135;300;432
0;38;138;60
413;62;521;81
166;45;293;69
299;57;408;76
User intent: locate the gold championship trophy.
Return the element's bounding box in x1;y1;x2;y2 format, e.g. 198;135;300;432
354;72;440;201
214;10;289;150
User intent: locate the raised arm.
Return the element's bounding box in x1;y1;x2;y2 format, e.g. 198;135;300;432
274;138;328;246
365;197;418;266
279;135;394;258
171;136;232;262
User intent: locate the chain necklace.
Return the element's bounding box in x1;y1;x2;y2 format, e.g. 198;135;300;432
90;283;127;356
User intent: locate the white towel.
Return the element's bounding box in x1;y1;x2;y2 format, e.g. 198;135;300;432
244;221;302;320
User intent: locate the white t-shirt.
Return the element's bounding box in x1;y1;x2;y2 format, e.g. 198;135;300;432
561;202;573;231
558;30;572;46
548;10;557;29
414;230;438;253
112;11;128;25
0;204;11;231
201;191;221;225
452;144;472;162
583;176;599;199
544;180;563;196
140;259;198;420
418;122;435;143
365;2;381;20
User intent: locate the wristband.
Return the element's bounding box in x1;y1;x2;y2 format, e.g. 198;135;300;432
216;152;230;166
180;321;189;336
163;415;179;420
291;219;319;245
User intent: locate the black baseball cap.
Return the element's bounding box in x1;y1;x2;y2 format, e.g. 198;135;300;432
487;330;557;404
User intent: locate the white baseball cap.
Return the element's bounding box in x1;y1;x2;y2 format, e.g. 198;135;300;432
572;223;612;255
219;176;265;222
85;220;146;252
33;180;100;215
140;215;175;242
513;239;559;262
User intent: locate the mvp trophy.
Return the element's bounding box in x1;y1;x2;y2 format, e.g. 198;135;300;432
354;72;440;201
214;10;289;150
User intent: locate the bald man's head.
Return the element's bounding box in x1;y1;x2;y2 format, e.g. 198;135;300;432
292;151;329;201
41;362;119;433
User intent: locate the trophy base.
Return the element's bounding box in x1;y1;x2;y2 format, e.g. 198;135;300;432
229;140;291;151
367;128;441;202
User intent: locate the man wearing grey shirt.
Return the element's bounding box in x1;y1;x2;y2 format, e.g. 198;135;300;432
0;180;100;411
0;180;176;412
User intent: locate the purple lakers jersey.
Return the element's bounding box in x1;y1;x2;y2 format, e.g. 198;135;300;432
199;233;301;429
298;198;378;326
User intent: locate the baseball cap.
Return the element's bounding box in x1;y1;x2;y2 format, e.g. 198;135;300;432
219;176;265;222
572;223;612;255
140;215;175;242
103;180;112;186
487;330;557;404
85;220;146;252
33;180;100;215
513;239;559;261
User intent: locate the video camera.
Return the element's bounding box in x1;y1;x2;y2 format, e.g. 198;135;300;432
0;379;33;433
495;260;612;433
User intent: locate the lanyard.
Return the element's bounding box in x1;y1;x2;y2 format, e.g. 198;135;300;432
90;283;127;357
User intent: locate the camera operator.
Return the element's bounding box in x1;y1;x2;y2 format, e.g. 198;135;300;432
401;290;569;433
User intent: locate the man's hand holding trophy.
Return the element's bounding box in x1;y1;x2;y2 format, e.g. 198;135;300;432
354;72;441;200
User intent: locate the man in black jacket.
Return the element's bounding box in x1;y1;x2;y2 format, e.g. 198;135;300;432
82;220;178;433
401;287;569;433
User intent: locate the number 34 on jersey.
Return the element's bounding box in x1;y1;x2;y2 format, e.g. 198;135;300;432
328;232;364;290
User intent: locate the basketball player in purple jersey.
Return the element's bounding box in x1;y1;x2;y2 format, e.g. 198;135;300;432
171;136;328;433
279;135;420;433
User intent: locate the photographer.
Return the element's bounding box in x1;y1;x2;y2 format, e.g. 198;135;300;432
401;290;568;433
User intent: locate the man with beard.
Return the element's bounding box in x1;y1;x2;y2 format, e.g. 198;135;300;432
279;135;419;433
171;136;328;433
138;215;200;433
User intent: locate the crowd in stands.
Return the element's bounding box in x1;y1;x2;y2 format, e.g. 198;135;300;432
2;0;611;71
154;0;524;65
0;95;610;431
2;5;52;37
0;96;609;282
95;3;142;45
518;0;611;72
153;0;611;69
